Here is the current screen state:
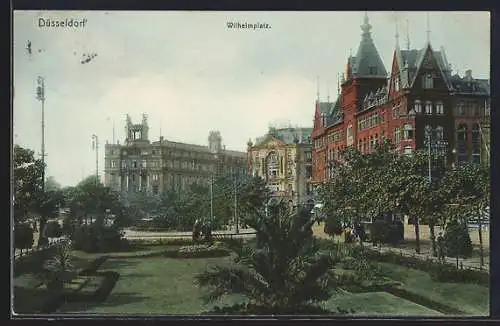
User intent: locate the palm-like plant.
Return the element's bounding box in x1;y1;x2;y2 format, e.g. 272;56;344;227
38;240;75;292
195;203;339;314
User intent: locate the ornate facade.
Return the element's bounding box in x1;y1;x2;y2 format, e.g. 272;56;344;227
312;13;490;185
247;127;314;207
104;114;247;194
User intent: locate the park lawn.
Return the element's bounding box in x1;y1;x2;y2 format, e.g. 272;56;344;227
323;292;442;316
378;262;489;316
58;256;245;315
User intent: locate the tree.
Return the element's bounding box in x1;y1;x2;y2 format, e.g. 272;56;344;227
195;202;338;314
45;176;62;192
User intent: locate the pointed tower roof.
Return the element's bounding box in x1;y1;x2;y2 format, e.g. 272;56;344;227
353;13;388;79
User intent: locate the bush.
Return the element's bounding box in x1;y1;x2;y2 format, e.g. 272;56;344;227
369;220;390;245
324;215;343;236
443;220;473;259
72;224;129;253
127;237;195;247
14;224;34;252
78;256;109;276
45;221;62;238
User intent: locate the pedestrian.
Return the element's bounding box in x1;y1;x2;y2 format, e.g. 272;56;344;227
192;219;201;242
437;232;445;262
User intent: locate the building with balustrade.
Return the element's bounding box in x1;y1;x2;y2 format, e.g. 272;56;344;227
311;13;490;185
247;126;314;207
103;114;247;195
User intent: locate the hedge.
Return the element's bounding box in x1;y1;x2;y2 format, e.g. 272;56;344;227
127;238;195;247
163;245;230;259
350;246;489;286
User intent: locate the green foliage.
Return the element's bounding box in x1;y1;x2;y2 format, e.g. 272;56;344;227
195;202;338;313
369;220;390;245
38;241;75;292
443;220;473;259
14;224;34;251
45;221;62;238
72;223;129;253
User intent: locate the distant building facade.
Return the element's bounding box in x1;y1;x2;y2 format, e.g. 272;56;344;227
311;13;491;185
247;126;314;207
104;114;247;194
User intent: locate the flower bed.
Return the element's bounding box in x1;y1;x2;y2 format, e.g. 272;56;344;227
162;244;230;259
127;238;195;247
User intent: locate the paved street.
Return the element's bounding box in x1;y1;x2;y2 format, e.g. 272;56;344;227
123;228;256;239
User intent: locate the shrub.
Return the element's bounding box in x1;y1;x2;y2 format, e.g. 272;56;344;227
72;224;129;253
443;220;473;259
127;237;194;247
324;215;343;236
45;221;62;238
369;220;390;245
14;224;34;252
78;256;109;276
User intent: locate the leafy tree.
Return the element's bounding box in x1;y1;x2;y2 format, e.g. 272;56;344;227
45;221;62;238
195;202;338;314
14;224;34;254
45;176;62;192
443;219;473;266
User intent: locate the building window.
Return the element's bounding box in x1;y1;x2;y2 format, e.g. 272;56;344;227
457;102;466;116
111;160;116;168
414;100;422;114
404;124;414;139
425;101;432;114
152;173;159;181
141;160;147;168
457;124;468;142
133;160;137;168
435;101;444;115
369;66;378;75
435;126;444;140
394;75;400;92
121;161;127;169
404;146;413;155
422;73;434;89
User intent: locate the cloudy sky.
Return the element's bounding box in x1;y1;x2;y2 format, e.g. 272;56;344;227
13;11;490;187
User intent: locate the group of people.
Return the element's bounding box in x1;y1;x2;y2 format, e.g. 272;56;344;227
192;219;213;242
343;223;366;243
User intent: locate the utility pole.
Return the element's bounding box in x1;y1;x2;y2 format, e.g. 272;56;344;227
92;134;99;185
234;175;239;233
36;76;46;247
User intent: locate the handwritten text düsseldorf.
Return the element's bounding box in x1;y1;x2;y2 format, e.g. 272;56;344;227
38;18;88;28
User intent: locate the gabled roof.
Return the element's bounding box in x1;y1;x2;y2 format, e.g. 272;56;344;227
325;95;344;127
408;43;452;89
352;13;388;79
254;127;313;147
449;74;490;95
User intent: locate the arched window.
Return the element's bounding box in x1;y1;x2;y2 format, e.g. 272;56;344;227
435;101;444;115
425;101;433;114
414;100;422;114
435;126;444;140
267;152;279;181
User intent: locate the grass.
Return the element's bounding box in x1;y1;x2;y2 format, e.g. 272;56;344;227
71;244;181;260
323;292;442;316
57;256;243;315
57;255;443;316
378;262;489;316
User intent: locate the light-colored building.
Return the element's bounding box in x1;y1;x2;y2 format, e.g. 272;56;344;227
247;126;314;208
104;114;247;195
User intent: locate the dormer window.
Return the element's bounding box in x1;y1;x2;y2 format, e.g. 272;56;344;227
422;73;434;89
369;66;378;75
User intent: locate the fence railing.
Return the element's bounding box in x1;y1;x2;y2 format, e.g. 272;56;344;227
13;237;67;260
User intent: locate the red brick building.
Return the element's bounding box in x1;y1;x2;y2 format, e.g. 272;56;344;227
311;13;490;186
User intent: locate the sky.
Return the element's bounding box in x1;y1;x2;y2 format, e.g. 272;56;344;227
13;11;490;187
